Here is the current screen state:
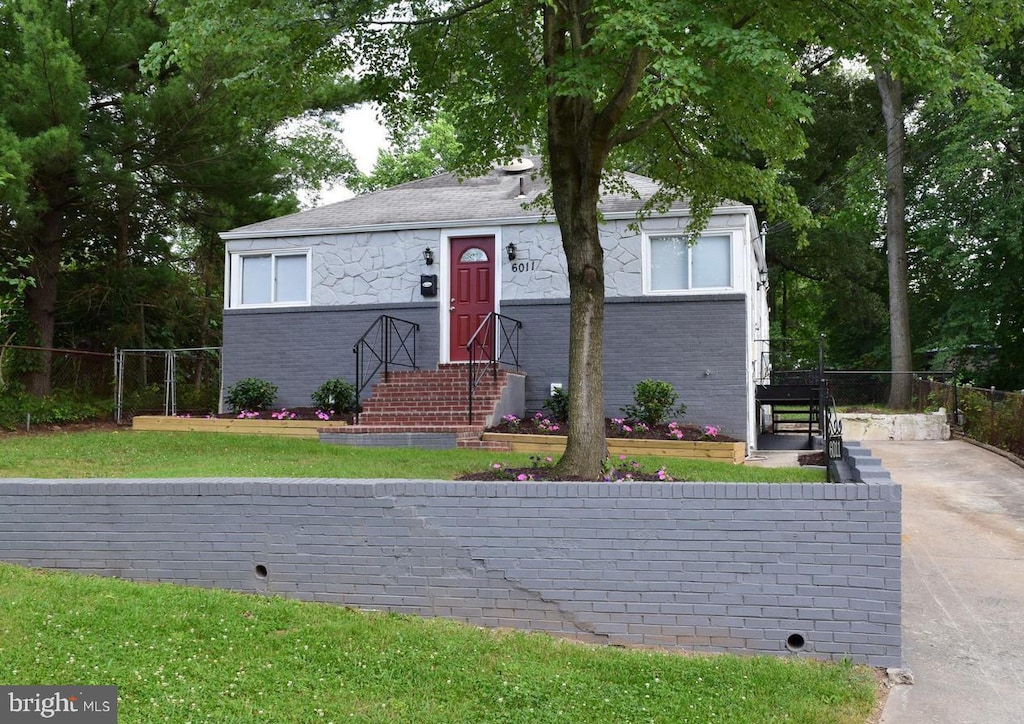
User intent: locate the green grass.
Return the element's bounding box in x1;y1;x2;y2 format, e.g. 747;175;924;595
0;430;823;482
0;562;878;723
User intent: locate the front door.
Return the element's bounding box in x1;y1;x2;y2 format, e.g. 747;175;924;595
449;236;496;362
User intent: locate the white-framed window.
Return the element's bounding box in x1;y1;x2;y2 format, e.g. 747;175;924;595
644;233;733;293
228;250;311;308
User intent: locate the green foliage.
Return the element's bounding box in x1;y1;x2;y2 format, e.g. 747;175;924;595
0;390;111;430
542;387;569;424
957;386;1024;458
621;379;686;428
311;377;356;414
224;377;277;413
348;117;463;193
0;0;357;389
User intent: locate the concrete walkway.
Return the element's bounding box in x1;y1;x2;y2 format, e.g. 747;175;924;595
873;440;1024;724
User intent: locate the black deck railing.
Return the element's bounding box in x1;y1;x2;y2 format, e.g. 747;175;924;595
352;315;420;421
466;312;522;425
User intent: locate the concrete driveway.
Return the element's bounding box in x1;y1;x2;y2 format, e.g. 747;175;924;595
873;440;1024;724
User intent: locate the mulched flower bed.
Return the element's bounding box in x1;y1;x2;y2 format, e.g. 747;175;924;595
456;459;679;483
214;407;355;424
487;415;739;442
797;451;828;467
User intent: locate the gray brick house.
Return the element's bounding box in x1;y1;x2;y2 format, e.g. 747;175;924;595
220;159;770;448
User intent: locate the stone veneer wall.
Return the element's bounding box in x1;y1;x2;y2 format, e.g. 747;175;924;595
223;211;754;306
0;478;901;667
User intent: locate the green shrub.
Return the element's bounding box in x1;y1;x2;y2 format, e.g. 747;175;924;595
311;377;357;414
543;387;569;424
621;379;686;427
224;377;277;413
0;390;112;430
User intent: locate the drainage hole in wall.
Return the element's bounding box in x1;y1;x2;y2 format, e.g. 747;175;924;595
255;564;268;579
786;633;806;652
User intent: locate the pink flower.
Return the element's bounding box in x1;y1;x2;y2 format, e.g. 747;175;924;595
492;463;502;469
517;473;528;481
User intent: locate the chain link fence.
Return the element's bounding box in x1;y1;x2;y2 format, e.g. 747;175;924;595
954;384;1024;459
0;345;116;397
114;348;222;423
1;345;223;427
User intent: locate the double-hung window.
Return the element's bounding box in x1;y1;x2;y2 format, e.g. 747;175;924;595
229;250;310;308
645;233;733;293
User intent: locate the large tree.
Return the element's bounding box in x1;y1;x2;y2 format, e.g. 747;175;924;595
357;0;957;477
0;0;354;394
907;30;1024;389
154;0;960;477
867;0;1024;406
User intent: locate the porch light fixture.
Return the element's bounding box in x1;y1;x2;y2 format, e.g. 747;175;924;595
423;247;434;266
506;242;517;261
757;266;769;289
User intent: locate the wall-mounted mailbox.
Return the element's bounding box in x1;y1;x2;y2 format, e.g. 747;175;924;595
420;274;438;297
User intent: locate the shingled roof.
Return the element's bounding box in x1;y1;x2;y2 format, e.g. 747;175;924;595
221;158;700;239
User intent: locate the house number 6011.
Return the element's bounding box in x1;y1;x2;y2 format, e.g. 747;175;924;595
511;261;537;273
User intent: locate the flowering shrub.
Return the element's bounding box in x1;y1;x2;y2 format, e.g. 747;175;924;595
533;411;559;433
611;417;649;438
603;454;674;482
315;409;334;421
501;413;521;430
236;410;261;419
476;455;672;482
270;408;297;420
703;425;719;439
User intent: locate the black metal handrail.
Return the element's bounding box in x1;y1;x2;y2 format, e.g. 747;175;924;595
352;315;420;421
466;312;523;425
824;389;844;483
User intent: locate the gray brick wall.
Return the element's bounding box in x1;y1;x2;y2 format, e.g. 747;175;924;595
0;478;901;667
224;295;749;439
222;302;440;411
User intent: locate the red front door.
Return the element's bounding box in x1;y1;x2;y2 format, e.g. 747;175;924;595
449;236;495;362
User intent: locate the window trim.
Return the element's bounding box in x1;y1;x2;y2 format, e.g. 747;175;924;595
642;231;736;295
227;248;312;309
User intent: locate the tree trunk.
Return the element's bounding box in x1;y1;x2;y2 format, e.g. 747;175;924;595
875;68;913;409
551;179;607;479
544;5;609;480
22;191;67;396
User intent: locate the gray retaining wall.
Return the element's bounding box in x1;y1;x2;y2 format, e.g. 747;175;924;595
0;478;901;667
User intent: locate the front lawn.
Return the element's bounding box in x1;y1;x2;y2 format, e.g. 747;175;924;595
0;430;823;482
0;562;878;723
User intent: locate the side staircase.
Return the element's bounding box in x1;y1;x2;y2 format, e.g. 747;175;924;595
319;365;524;450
